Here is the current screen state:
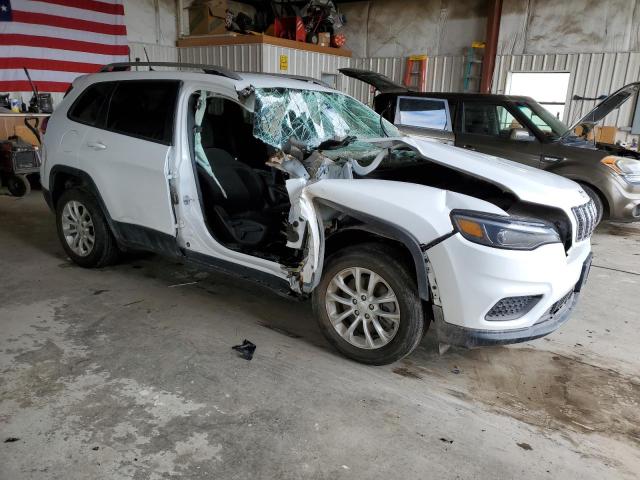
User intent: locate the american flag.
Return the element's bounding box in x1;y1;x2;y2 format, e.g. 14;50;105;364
0;0;129;93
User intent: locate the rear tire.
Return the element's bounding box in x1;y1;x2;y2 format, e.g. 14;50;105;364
7;175;30;197
56;188;120;268
312;243;425;365
581;184;604;225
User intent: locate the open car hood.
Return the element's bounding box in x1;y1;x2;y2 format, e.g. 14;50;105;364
568;81;640;133
339;68;409;94
403;137;589;208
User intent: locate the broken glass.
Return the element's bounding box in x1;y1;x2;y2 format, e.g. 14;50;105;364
253;88;399;149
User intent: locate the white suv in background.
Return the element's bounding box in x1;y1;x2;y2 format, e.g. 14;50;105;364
41;62;594;365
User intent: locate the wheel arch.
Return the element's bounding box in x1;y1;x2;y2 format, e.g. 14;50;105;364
314;199;432;301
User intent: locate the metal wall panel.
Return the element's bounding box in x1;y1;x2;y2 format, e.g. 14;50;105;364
493;52;640;129
261;45;351;92
129;42;179;63
346;55;465;105
178;44;262;72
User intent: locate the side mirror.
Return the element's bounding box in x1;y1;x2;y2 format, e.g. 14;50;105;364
510;128;535;142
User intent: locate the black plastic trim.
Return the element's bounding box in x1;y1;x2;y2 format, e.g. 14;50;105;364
314;198;430;301
184;250;292;297
433;293;578;348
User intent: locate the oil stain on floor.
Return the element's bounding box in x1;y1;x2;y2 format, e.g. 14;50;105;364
396;346;640;445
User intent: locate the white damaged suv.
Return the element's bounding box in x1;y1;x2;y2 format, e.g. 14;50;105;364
41;63;595;364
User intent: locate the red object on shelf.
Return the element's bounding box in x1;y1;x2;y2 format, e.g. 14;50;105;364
274;16;305;42
331;33;346;48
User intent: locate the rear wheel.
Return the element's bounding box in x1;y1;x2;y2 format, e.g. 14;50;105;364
56;188;120;268
312;243;425;365
7;175;30;197
581;184;604;225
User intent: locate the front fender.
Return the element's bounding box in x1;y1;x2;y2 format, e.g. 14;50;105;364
300;179;505;300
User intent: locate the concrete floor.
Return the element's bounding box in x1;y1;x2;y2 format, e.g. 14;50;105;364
1;191;639;480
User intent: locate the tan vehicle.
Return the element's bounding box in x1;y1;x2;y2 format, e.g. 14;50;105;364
342;69;640;223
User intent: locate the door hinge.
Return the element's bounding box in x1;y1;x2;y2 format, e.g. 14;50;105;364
176;219;185;229
183;195;195;205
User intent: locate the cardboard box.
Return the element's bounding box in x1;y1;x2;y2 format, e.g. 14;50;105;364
318;32;330;47
188;0;227;35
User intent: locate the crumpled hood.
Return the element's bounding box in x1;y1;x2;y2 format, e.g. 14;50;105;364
403;137;590;208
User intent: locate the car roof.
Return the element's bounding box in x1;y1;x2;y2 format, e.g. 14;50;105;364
73;69;337;94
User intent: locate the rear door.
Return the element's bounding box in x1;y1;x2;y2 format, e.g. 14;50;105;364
394;96;455;144
78;79;179;235
455;100;543;167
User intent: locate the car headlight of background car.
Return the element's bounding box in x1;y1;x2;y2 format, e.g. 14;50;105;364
451;211;561;250
601;155;640;184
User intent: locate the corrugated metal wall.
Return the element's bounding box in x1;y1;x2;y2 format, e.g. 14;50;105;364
346;55;465;105
178;44;262;72
177;45;640;130
129;42;179;63
493;52;640;128
178;44;349;91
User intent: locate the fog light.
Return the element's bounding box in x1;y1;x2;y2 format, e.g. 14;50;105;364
485;295;542;321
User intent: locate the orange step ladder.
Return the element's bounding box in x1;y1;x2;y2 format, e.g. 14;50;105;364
403;54;428;91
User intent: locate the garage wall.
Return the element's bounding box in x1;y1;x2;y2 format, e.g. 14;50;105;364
339;0;640;58
493;52;640;128
340;0;487;58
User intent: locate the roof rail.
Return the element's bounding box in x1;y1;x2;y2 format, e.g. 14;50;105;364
99;62;242;80
245;72;331;88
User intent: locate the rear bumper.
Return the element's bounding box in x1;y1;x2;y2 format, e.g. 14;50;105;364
433;291;579;348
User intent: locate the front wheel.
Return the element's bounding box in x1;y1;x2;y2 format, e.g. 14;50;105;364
312;243;425;365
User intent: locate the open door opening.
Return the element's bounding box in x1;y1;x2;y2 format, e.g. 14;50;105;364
187;92;297;264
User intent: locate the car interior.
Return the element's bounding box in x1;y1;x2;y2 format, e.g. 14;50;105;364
187;93;294;262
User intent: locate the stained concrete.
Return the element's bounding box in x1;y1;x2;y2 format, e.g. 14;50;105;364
1;191;639;479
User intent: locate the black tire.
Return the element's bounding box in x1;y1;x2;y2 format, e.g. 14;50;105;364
312;243;425;365
7;175;30;197
581;184;604;225
56;188;120;268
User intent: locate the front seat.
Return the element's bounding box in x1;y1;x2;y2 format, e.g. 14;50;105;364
196;148;274;247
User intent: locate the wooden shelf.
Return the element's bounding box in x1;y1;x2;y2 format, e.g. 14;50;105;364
177;33;352;58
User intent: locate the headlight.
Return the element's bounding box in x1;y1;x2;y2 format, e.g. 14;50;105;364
601;156;640;184
451;211;561;250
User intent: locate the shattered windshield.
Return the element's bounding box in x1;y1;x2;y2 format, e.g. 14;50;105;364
253;87;400;149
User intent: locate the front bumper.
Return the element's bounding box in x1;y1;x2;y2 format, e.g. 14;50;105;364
433;288;579;348
600;174;640;221
426;232;591;343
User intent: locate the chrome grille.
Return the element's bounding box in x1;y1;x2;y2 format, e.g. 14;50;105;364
571;200;597;242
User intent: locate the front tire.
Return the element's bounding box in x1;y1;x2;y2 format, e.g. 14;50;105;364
312;243;425;365
56;189;119;268
581;184;604;225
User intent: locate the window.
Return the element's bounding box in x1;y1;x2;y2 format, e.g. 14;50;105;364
105;80;179;144
506;72;571;121
68;82;115;126
463;103;527;137
395;97;451;131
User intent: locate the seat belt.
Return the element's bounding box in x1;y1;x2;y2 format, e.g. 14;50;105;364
194;91;227;199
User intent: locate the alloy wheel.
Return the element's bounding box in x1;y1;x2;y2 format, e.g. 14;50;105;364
61;200;95;257
325;267;400;349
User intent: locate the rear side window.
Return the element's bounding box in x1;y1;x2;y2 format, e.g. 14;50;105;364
105;80;179;145
68;82;115;126
395;96;451;131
